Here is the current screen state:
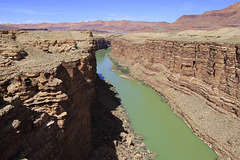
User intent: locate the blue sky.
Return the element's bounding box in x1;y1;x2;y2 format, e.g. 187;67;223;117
0;0;239;24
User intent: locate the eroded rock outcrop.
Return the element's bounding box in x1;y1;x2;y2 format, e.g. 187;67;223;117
111;35;240;160
0;31;27;67
0;31;96;160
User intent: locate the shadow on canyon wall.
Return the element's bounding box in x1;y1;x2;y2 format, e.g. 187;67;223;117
0;63;95;160
89;75;125;160
0;91;64;160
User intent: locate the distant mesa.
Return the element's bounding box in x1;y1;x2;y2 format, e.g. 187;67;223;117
172;2;240;30
1;2;240;32
0;25;20;31
0;21;169;33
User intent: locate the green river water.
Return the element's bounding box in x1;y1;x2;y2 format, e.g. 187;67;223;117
96;48;218;160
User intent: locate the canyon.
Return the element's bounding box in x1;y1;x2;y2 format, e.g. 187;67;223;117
0;28;239;160
0;30;156;160
109;31;240;160
1;2;240;160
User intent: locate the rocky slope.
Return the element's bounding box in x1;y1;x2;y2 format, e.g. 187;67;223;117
110;34;240;160
89;77;156;160
0;30;96;160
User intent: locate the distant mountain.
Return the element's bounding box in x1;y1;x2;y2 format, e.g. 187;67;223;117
170;2;240;30
1;2;240;32
3;20;169;33
0;24;20;31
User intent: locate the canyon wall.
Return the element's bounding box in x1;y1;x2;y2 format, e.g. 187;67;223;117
0;30;152;160
111;37;240;160
0;31;96;160
94;37;109;50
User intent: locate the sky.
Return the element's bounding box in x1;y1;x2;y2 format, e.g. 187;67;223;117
0;0;239;24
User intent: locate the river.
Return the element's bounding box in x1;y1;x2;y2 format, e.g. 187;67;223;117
96;48;218;160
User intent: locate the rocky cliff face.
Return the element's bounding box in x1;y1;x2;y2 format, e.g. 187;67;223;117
94;37;109;50
0;30;154;160
111;36;240;160
0;31;96;160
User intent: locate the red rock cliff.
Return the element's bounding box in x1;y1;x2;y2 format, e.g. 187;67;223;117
111;36;240;160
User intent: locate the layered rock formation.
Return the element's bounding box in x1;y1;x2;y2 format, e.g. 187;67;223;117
172;2;240;30
110;35;240;160
0;30;96;159
0;30;155;160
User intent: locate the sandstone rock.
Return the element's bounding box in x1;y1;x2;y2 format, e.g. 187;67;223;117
0;105;15;117
135;153;143;159
111;36;240;160
57;119;65;129
126;135;133;146
86;30;93;37
0;30;155;160
7;81;21;94
26;73;39;78
37;76;47;84
0;44;27;61
11;119;21;129
0;31;96;160
120;132;128;141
